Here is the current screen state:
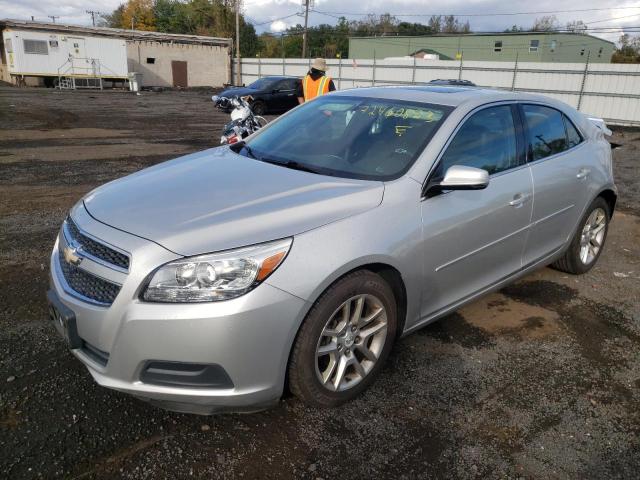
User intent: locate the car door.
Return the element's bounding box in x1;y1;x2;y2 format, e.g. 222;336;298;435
271;79;298;111
420;104;533;317
284;78;302;109
520;104;592;266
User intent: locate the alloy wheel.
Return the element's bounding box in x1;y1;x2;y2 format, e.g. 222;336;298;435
579;207;607;265
314;294;388;392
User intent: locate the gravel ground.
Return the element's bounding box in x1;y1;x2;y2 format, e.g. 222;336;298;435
0;87;638;479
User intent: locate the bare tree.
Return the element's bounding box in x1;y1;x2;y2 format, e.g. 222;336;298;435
428;15;441;33
532;15;560;32
566;20;587;33
443;15;457;33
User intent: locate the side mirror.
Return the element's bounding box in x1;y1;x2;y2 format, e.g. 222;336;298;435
425;165;489;197
441;165;489;189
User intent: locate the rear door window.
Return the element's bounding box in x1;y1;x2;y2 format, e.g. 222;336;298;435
282;79;298;91
522;105;569;160
437;105;519;176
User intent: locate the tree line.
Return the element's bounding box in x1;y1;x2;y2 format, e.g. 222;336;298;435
101;2;639;62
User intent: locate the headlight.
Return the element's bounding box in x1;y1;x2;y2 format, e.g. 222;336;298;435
142;238;292;303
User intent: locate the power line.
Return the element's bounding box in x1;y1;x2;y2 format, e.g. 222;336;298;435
254;26;640;43
310;6;640;18
250;12;302;26
246;5;640;34
255;25;640;35
581;13;640;25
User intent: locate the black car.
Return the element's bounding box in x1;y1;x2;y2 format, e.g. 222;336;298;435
218;76;300;115
426;79;477;87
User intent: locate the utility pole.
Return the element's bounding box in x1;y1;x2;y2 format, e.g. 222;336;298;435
48;16;59;23
302;0;312;58
86;10;101;27
235;0;241;85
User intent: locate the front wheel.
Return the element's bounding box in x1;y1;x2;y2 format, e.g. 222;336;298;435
253;115;268;128
552;196;610;274
288;270;397;408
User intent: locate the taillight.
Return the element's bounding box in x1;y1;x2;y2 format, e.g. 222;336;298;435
228;135;239;144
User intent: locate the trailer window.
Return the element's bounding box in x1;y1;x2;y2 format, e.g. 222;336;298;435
5;38;12;53
529;40;539;53
146;57;156;64
24;39;48;55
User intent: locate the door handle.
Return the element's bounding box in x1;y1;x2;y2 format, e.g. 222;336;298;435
576;168;591;179
509;193;530;207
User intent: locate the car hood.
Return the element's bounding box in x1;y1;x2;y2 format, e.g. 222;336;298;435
83;147;384;256
219;86;257;97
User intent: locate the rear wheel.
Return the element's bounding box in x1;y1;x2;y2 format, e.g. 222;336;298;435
552;197;610;274
251;100;267;116
288;270;397;407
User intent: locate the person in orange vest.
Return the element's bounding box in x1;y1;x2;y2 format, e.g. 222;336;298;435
297;58;336;104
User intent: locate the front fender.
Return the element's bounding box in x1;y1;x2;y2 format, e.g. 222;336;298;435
265;178;424;333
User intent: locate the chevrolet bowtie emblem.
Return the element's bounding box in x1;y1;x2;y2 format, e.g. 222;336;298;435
63;245;82;266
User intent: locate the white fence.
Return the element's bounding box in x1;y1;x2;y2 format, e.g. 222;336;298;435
239;58;640;126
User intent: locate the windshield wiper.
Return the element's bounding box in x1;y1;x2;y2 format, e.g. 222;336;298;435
234;142;322;174
241;144;258;159
233;141;257;159
260;158;322;174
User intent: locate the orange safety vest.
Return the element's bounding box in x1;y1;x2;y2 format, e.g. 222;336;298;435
303;74;331;101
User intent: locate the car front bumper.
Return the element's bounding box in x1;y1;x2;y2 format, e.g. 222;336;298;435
48;219;308;415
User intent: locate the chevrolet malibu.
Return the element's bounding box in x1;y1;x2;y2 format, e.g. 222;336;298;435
48;86;616;414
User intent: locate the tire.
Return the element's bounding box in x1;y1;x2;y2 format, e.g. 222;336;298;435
251;100;267;116
552;196;610;275
288;270;397;408
254;115;268;128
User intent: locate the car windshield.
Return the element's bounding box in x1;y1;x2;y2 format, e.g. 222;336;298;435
248;78;277;90
239;95;452;180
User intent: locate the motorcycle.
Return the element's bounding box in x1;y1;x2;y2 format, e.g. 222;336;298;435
211;95;268;145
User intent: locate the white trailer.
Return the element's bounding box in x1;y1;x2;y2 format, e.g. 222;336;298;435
2;27;128;88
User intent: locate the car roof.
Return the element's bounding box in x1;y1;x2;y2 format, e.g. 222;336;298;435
427;79;476;85
259;75;298;80
329;85;564;109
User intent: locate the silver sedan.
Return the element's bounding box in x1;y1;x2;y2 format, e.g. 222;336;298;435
48;86;616;413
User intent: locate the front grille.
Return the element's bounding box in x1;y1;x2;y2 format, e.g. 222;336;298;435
66;217;129;270
58;248;121;305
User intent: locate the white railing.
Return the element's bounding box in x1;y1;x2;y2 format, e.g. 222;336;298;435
57;57;103;78
238;57;640;126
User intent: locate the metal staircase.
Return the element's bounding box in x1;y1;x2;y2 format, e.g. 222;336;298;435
57;56;104;90
56;77;75;89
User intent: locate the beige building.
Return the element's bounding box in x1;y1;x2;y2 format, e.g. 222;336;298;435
127;39;230;88
0;19;232;88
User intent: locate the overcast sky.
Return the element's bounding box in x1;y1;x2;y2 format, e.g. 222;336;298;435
1;0;638;43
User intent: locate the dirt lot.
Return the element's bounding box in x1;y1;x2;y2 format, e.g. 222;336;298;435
0;87;639;479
